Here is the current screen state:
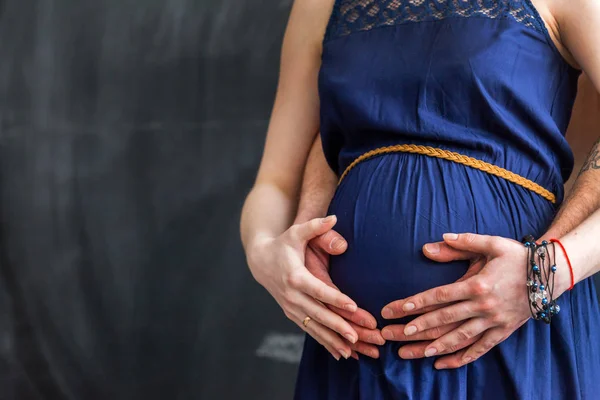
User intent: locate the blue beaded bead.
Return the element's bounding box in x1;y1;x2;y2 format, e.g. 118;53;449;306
542;298;548;305
525;242;531;247
541;312;547;318
551;265;557;272
540;285;545;290
542;240;548;245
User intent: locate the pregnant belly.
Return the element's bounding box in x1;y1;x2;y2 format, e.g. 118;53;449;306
327;154;556;325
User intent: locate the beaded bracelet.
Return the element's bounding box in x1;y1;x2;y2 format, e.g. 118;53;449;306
522;236;560;324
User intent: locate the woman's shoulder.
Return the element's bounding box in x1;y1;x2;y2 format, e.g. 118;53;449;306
285;0;336;53
534;0;583;69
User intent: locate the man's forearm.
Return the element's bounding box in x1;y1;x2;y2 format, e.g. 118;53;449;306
541;76;600;240
294;135;338;224
541;136;600;240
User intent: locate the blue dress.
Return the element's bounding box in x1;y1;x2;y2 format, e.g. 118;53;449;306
294;1;600;399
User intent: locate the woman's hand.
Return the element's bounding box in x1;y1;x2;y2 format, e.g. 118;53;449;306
381;233;561;369
247;215;362;361
381;241;486;360
305;231;385;359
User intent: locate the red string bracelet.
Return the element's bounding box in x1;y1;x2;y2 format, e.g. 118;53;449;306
550;238;575;291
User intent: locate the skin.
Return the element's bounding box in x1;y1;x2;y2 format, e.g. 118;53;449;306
240;0;600;363
240;0;368;361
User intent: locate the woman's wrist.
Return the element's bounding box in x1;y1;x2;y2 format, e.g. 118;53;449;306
246;233;275;267
532;236;575;298
549;240;575;297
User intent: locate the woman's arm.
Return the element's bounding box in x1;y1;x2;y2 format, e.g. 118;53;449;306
240;0;361;361
240;0;325;250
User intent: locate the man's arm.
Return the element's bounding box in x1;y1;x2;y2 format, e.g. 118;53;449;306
546;135;600;239
539;0;600;239
293;135;338;224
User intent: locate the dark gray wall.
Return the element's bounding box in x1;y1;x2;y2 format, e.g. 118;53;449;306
0;1;299;399
0;2;599;400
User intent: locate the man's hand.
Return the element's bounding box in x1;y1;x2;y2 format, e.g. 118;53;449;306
306;230;385;359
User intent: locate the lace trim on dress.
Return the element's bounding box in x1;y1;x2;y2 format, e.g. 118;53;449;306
324;0;546;42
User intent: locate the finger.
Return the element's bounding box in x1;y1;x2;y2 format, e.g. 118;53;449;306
398;331;481;361
459;328;508;365
290;268;357;312
350;322;385;345
382;322;459;342
351;350;359;360
297;317;349;360
381;301;450;320
435;328;507;369
402;301;479;336
442;233;504;256
312;229;348;256
304;246;337;287
298;295;359;344
290;215;338;243
327;304;378;329
348;340;380;359
422;318;490;358
382;280;477;319
422;242;477;262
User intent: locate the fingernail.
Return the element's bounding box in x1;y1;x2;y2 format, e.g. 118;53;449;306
382;308;394;319
424;243;440;254
404;325;417;336
370;349;379;358
333;353;341;361
343;303;357;312
400;350;414;359
322;215;335;224
443;233;458;240
436;363;447;369
382;329;394;340
462;356;473;363
402;302;415;311
424;348;438;357
331;238;347;250
338;349;349;359
344;333;357;344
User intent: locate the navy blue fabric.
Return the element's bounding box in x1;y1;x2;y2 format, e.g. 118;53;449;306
294;1;600;399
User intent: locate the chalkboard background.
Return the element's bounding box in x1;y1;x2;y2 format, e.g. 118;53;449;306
0;1;598;399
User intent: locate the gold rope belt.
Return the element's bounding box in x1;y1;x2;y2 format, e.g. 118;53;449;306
338;144;556;204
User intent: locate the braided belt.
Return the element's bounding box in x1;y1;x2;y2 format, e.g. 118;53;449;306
338;144;556;204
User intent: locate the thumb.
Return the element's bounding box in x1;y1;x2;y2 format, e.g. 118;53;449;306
291;215;338;243
422;241;476;262
442;233;498;255
312;229;348;256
